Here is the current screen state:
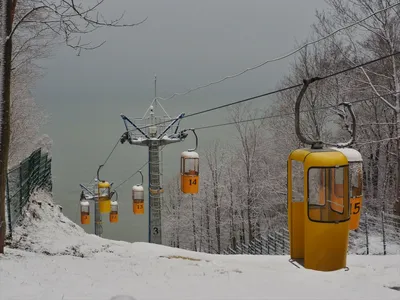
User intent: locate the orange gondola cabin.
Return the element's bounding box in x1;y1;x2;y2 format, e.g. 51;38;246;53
181;151;199;194
132;184;145;215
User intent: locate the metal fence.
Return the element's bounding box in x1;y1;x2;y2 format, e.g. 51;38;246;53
223;212;400;256
349;211;400;255
5;148;52;238
223;229;290;255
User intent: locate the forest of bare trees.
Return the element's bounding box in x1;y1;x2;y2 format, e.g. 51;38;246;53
162;0;400;253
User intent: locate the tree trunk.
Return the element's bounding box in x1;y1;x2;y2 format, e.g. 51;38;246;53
176;190;181;248
213;170;221;254
372;148;380;200
191;195;197;251
246;193;253;242
246;166;253;242
240;208;245;245
204;188;211;253
391;52;400;217
0;0;12;254
395;109;400;216
229;181;236;250
199;205;203;252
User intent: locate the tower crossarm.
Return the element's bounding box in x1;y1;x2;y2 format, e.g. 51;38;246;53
121;114;150;140
157;112;185;139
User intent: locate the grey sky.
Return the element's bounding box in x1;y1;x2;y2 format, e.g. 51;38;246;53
33;0;329;242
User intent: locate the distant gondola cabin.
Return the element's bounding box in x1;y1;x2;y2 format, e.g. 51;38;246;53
181;151;199;194
109;200;118;223
98;181;111;213
132;184;144;215
80;200;90;225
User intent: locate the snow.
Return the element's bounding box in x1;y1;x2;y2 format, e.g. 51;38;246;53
330;147;363;162
181;151;199;159
132;184;144;192
1;191;400;300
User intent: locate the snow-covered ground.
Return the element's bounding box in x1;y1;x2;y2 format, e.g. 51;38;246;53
1;191;400;300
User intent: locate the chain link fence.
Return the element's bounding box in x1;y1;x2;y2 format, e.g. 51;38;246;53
223;211;400;256
5;148;52;238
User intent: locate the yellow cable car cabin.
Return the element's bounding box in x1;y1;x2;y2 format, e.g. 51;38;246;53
109;200;118;223
98;181;111;213
330;147;363;230
181;151;199;194
288;148;350;271
80;200;90;225
132;184;145;215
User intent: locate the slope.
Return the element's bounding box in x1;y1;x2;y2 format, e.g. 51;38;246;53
0;190;399;300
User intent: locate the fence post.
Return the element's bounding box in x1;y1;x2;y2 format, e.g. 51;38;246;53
40;152;47;189
381;211;387;255
365;212;369;255
39;151;43;187
285;229;289;254
6;173;12;239
19;161;23;215
47;157;52;192
28;154;32;195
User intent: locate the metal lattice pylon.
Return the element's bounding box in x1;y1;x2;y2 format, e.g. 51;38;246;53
119;76;189;244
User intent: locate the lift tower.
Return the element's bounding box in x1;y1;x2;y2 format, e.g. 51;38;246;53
119;76;188;244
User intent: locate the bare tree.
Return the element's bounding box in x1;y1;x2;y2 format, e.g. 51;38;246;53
162;175;183;248
203;139;227;253
190;194;197;251
9;69;47;166
224;151;241;250
227;104;270;243
162;174;202;250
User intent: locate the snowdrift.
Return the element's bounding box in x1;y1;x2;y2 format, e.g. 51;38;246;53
1;190;400;300
6;189;134;258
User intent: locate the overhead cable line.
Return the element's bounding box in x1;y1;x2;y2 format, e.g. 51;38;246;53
82;3;400;190
191;91;399;131
157;2;400;101
356;137;398;146
97;91;399;194
112;145;167;190
113;162;148;190
88;135;123;184
101;136;122;166
127;51;400;133
87;52;400;187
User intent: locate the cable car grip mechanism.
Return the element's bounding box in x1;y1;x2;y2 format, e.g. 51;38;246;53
139;169;143;186
294;77;322;149
326;101;356;148
180;128;198;152
97;164;105;182
295;77;356;149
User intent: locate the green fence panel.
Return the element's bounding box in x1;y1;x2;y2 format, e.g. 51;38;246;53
5;148;52;238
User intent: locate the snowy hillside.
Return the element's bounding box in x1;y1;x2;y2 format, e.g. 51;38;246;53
1;191;400;300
